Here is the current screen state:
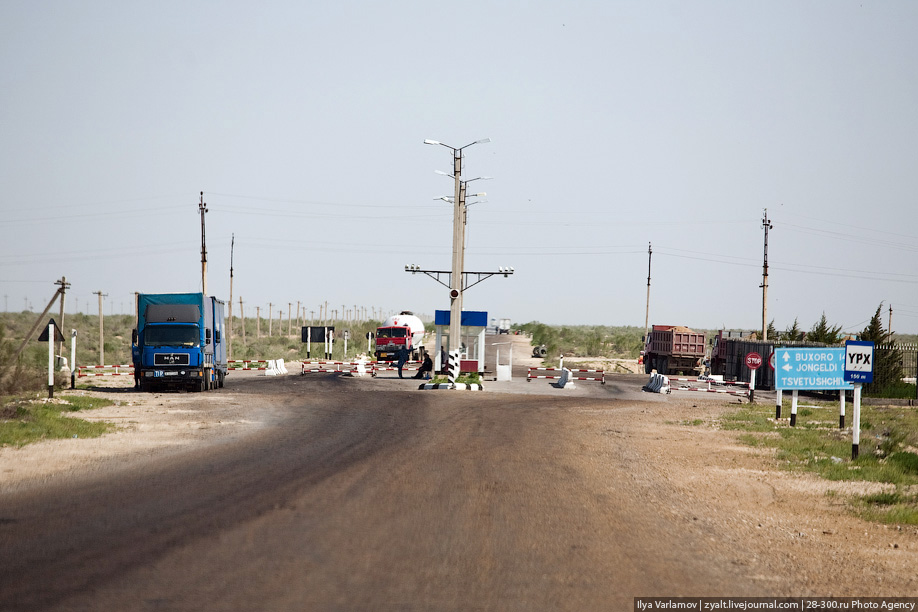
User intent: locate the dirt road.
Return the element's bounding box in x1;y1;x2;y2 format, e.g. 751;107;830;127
1;371;916;610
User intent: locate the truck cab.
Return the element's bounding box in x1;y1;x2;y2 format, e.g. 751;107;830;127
375;326;413;361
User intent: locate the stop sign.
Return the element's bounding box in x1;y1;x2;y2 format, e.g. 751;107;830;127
745;352;763;370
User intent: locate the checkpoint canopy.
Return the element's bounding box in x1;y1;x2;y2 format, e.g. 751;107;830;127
434;310;487;373
774;347;854;391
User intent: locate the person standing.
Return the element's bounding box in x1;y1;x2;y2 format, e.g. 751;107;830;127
397;346;409;378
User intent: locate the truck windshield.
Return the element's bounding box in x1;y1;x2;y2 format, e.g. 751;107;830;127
145;325;199;347
378;328;407;338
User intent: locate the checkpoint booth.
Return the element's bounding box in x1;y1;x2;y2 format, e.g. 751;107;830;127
433;310;487;374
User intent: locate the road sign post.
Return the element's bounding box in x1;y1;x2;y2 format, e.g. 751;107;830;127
844;341;875;460
768;351;783;418
851;384;861;459
839;390;845;429
745;352;762;402
38;318;64;399
70;329;77;390
48;322;54;398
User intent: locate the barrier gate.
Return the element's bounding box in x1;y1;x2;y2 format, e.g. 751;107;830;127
527;367;605;384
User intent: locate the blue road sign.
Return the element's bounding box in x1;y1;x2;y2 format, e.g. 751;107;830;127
774;347;854;391
844;340;875;384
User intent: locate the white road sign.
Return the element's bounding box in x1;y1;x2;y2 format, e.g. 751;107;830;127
844;341;875;384
774;347;854;391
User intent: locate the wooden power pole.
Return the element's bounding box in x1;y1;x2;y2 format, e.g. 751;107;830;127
94;290;107;365
239;297;246;346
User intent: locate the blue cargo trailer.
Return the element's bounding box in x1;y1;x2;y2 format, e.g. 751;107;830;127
132;293;227;392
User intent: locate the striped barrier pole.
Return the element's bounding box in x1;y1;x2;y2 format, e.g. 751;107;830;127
527;367;605;384
228;360;269;370
448;350;460;384
77;365;135;378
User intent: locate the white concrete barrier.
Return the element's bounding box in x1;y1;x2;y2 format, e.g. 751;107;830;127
557;368;575;389
643;372;671;394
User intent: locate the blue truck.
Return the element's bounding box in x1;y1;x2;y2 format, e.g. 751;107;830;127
132;293;228;392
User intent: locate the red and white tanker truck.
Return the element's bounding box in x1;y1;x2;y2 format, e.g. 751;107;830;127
375;311;426;362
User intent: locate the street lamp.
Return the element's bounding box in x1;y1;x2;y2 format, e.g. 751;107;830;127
424;137;490;353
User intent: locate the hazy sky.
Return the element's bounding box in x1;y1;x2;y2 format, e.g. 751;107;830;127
2;1;917;334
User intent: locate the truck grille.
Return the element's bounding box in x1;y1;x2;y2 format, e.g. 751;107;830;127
153;353;190;366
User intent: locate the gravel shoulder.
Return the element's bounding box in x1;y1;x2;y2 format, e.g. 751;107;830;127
0;371;268;494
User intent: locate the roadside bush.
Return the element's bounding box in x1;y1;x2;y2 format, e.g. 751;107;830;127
517;322;644;359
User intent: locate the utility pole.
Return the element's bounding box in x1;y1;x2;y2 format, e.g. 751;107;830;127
239;297;246;345
644;243;652;341
228;234;234;359
288;303;293;337
760;209;773;341
13;283;65;360
450;148;464;353
199;191;208;295
94;290;107;365
888;306;892;342
55;277;70;357
268;302;273;336
256;306;261;338
424;138;490;353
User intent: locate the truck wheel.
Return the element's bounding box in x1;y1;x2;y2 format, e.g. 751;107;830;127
644;359;652;375
218;371;224;388
658;357;669;375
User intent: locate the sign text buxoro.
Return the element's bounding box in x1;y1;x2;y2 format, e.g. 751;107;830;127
774;347;854;391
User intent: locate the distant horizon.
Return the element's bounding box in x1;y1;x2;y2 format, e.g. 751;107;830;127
3;307;914;344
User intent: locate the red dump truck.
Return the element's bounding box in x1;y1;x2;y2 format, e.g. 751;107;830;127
643;325;706;375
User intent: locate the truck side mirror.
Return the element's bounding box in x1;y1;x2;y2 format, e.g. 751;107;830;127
215;329;221;343
132;329;138;345
206;329;212;345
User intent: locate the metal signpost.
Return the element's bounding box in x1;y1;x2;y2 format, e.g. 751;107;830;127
38;318;65;398
769;350;781;418
844;341;875;460
745;352;762;402
774;347;853;427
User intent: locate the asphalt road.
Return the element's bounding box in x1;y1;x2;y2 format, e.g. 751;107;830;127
0;374;743;611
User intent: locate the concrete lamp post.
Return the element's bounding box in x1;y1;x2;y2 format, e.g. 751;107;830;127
423;138;490;353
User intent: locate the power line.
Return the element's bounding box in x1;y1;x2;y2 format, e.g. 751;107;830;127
780;222;918;253
654;249;918;284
